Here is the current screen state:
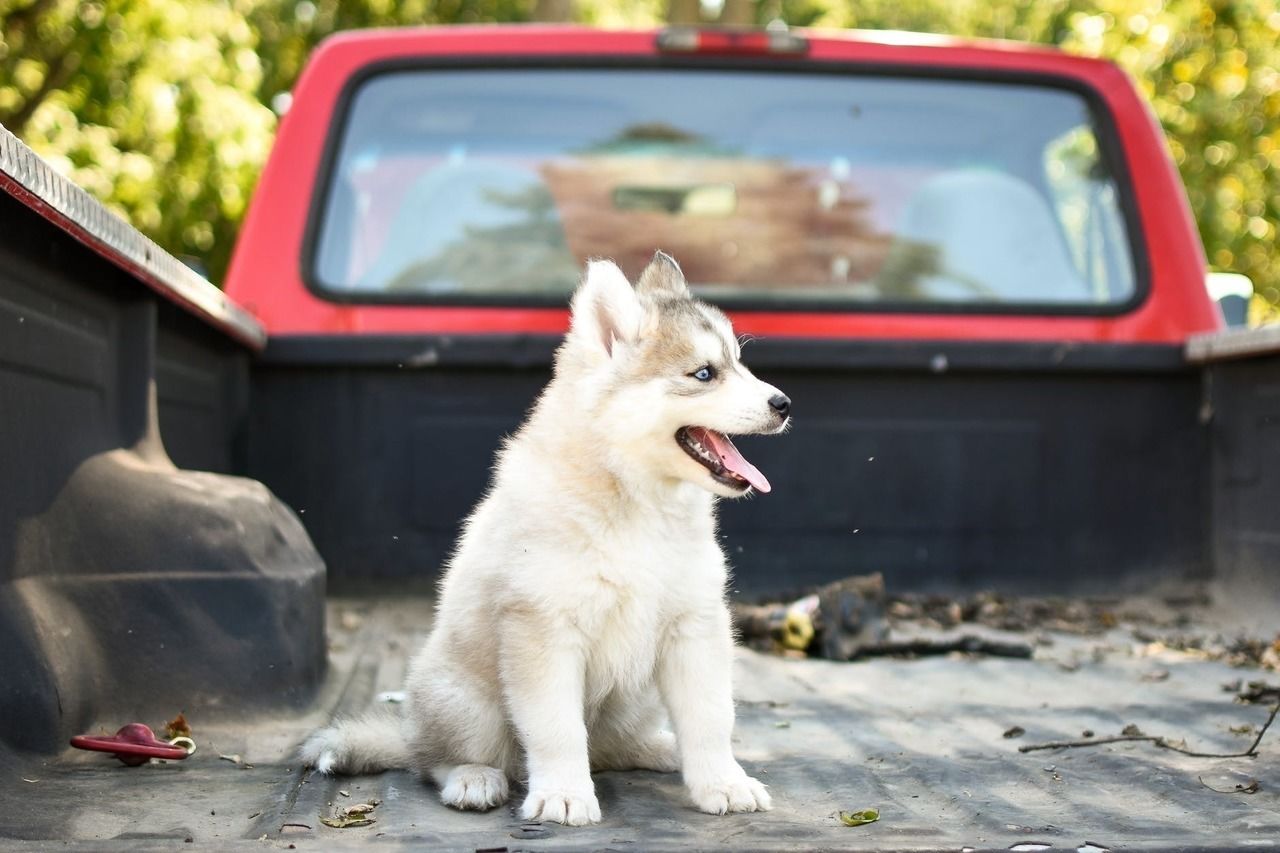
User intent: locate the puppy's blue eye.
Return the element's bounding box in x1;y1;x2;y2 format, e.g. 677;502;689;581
691;366;715;382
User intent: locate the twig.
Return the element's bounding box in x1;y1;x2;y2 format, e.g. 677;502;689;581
1019;703;1278;758
1238;703;1280;755
1021;735;1172;752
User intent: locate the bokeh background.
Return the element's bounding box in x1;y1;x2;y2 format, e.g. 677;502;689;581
1;0;1277;323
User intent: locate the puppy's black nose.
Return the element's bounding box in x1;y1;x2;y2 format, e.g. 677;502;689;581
769;393;791;417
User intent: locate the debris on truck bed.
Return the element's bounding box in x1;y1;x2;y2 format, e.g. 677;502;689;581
733;573;1280;676
837;807;880;827
1017;703;1279;758
163;714;192;741
320;799;380;829
1137;632;1280;670
1230;679;1280;704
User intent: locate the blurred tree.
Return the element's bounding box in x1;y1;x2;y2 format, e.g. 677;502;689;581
1;0;1277;321
532;0;574;21
246;0;532;134
1;0;279;280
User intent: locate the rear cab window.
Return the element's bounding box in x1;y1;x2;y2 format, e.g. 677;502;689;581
309;67;1139;312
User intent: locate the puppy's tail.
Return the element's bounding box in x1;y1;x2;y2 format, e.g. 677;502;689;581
299;708;410;775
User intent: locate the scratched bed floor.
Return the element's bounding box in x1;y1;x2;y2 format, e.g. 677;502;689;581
1;595;1277;851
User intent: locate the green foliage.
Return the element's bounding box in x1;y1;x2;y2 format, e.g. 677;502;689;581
1;0;278;279
1;0;1277;321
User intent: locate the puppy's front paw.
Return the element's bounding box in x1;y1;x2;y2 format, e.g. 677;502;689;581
521;786;601;826
689;772;772;815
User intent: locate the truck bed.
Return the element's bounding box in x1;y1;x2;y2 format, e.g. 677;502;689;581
3;595;1275;851
5;86;1280;853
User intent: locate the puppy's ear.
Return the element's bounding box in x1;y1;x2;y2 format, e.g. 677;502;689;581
636;250;689;298
571;260;642;358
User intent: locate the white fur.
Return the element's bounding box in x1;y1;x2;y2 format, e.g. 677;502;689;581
301;257;786;824
298;709;408;774
435;764;509;810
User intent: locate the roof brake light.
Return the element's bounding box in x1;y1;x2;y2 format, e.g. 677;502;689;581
656;27;809;56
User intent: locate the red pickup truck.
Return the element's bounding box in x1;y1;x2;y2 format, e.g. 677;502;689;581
2;24;1277;851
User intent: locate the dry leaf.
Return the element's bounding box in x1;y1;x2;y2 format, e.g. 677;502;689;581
839;808;880;827
320;800;380;829
163;713;192;740
1199;776;1260;795
320;814;375;829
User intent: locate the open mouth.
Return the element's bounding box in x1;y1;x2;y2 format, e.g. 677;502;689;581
676;426;771;493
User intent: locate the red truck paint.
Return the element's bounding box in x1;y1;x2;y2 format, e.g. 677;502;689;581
224;25;1221;343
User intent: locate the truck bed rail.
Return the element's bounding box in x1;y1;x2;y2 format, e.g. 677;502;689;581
0;124;265;349
1186;324;1280;363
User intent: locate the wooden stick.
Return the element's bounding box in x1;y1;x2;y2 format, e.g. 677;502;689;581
1018;703;1278;758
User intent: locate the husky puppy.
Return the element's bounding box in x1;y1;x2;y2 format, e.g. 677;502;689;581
301;253;791;825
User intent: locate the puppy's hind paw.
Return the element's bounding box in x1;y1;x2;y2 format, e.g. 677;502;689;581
593;730;680;773
439;764;509;811
521;786;601;826
295;711;405;775
690;773;772;815
298;729;342;775
632;730;680;773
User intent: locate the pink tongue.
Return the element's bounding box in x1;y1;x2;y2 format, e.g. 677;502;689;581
695;428;771;493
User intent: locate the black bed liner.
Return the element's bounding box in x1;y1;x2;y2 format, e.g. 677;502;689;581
1;597;1276;851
